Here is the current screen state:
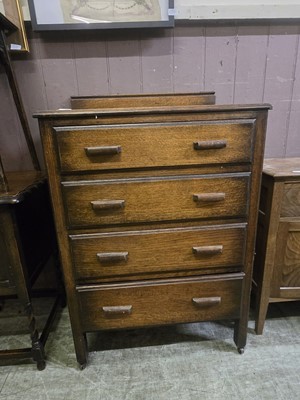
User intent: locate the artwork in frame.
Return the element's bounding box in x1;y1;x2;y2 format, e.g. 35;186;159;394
28;0;174;31
0;0;29;52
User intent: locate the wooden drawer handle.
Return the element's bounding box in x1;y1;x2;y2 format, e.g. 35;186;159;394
192;297;221;307
97;252;129;263
91;200;125;210
193;193;225;203
102;305;132;315
192;245;223;255
193;140;227;150
85;146;122;156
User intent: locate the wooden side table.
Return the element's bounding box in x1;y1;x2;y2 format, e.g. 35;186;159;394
253;158;300;334
0;170;61;370
0;11;61;370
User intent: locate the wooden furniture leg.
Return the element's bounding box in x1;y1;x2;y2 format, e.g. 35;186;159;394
0;172;62;370
0;208;45;370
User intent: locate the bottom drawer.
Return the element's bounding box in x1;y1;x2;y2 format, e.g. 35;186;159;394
78;274;243;331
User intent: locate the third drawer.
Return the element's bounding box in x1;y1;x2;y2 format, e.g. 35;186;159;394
70;224;246;281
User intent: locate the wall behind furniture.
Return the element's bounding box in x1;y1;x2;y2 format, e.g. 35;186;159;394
1;23;300;170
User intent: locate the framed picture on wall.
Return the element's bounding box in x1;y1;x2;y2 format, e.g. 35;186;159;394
0;0;29;51
28;0;174;31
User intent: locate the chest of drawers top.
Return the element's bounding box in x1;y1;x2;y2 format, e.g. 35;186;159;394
70;91;216;109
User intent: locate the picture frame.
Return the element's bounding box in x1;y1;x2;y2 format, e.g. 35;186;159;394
28;0;174;31
0;0;29;52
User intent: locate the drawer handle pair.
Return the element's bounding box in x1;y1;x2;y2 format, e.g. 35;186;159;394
192;297;221;307
86;143;226;154
193;193;225;203
97;252;129;263
97;247;221;264
102;298;221;316
85;142;225;155
91;200;125;210
193;140;227;150
193;245;223;256
85;146;122;156
102;305;132;316
91;194;224;210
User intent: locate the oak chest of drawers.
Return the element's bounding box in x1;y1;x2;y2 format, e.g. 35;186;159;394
35;103;270;368
253;157;300;334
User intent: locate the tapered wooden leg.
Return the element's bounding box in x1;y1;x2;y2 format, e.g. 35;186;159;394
74;332;88;370
233;319;246;354
255;290;270;335
0;209;46;370
254;250;271;335
234;273;253;353
25;302;46;370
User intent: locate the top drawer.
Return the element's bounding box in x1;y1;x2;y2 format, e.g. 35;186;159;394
55;120;254;173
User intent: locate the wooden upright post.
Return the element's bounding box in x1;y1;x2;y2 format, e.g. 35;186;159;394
0;155;9;193
0;21;41;171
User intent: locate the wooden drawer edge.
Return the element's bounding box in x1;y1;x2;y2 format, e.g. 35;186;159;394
76;272;245;292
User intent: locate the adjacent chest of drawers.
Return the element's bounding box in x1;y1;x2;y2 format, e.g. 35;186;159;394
36;103;270;368
253;157;300;334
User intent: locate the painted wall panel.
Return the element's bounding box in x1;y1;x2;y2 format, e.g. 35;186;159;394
106;33;142;95
286;34;300;157
140;30;173;93
176;1;300;20
234;26;269;104
173;26;205;92
1;24;300;171
204;27;237;104
36;33;79;109
73;32;109;96
263;26;299;157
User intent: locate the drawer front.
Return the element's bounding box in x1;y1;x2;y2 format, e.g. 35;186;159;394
55;120;254;172
62;174;249;228
281;183;300;217
70;225;246;280
271;221;300;298
78;275;243;331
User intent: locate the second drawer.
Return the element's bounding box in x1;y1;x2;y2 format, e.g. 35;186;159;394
70;224;246;281
62;173;250;228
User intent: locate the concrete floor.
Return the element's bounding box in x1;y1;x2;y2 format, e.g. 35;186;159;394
0;299;300;400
